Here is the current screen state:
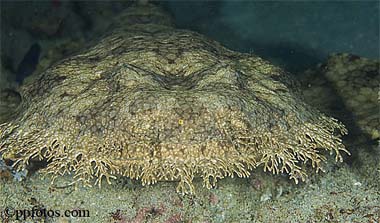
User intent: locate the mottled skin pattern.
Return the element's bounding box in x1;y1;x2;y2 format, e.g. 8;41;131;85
0;4;348;194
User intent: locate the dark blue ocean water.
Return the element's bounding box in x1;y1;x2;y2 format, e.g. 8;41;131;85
164;1;380;72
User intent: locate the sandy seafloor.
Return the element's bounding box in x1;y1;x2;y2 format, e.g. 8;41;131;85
0;140;379;223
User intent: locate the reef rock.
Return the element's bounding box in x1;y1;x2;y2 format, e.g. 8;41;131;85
322;54;379;140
